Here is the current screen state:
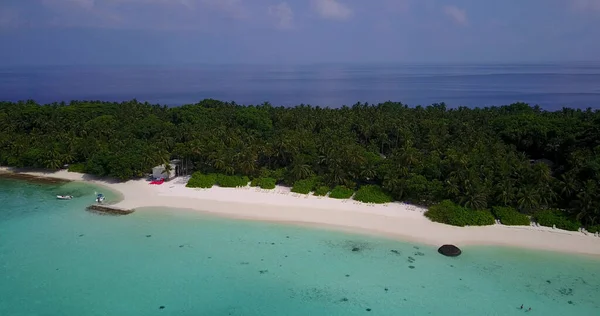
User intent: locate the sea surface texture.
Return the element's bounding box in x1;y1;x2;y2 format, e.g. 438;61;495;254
1;63;599;109
1;178;599;316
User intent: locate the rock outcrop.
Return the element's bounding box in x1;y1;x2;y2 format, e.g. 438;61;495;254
438;244;462;257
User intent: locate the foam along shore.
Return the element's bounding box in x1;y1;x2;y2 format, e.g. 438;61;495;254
1;166;600;257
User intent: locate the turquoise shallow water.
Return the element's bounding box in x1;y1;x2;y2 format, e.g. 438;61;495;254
1;178;599;316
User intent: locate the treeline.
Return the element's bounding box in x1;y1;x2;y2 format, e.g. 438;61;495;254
1;99;599;231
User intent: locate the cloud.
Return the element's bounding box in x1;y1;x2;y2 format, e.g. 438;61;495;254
268;2;294;29
443;5;468;26
41;0;243;15
311;0;352;21
41;0;95;9
571;0;600;11
0;7;20;29
383;0;411;13
36;0;251;29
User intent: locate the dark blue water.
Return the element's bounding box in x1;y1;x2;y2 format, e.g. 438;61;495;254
1;63;599;109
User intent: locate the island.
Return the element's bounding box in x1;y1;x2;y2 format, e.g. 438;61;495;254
1;99;599;255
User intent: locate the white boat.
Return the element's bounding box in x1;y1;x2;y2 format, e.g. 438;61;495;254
96;193;105;203
57;195;73;200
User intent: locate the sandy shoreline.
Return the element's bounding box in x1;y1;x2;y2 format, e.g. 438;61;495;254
2;167;600;256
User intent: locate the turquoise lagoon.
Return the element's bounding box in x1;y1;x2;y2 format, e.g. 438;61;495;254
1;178;599;316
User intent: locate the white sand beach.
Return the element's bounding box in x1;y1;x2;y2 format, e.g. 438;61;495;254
2;167;600;256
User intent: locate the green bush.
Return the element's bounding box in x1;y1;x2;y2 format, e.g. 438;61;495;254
425;200;495;227
67;163;85;173
587;225;600;233
216;174;250;188
535;209;580;231
492;206;530;226
251;177;276;189
186;172;216;188
313;186;330;196
329;185;354;199
292;178;317;194
353;185;393;204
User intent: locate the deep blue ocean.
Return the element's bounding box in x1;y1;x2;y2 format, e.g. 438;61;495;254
1;63;599;109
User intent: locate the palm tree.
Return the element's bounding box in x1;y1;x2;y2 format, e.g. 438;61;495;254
517;186;541;213
162;162;173;179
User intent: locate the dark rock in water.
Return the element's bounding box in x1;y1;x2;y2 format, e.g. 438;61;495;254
559;288;573;296
384;287;388;292
340;297;349;302
179;245;184;248
159;306;165;310
345;274;350;277
78;234;84;237
366;308;372;312
259;270;268;274
414;251;425;256
546;280;551;284
352;247;360;252
438;244;462;257
568;300;574;305
413;246;420;250
390;249;401;255
146;235;152;238
271;243;275;245
408;265;415;269
286;236;290;239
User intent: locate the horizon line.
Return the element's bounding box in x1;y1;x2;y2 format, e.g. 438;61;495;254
1;61;600;68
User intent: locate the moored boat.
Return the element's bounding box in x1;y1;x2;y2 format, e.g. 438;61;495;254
57;195;73;200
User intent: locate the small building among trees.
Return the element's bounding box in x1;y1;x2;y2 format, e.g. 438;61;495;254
152;159;182;180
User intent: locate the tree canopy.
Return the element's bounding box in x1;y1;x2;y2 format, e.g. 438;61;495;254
1;99;599;229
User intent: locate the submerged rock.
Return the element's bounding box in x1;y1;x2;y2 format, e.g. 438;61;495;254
438;244;462;257
352;247;360;252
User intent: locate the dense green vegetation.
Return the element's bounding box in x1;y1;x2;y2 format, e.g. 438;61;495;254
425;200;496;227
251;177;276;189
186;172;249;188
2;99;599;230
353;185;393;204
186;172;216;188
534;209;580;231
215;174;250;188
291;178;318;194
313;186;330;196
491;206;530;226
329;185;354;199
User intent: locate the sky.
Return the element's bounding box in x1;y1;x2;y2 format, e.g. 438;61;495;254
0;0;599;65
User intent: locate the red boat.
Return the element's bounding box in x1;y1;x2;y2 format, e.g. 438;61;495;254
150;179;165;185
